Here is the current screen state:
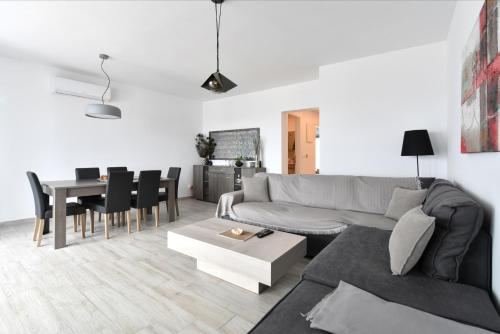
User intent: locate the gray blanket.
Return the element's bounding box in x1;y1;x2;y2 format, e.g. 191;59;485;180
305;281;494;334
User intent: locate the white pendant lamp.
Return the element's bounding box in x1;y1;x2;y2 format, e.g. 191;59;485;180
85;54;122;119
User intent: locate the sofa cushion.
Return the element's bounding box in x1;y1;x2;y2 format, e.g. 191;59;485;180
302;225;500;332
262;174;419;214
421;179;484;282
242;176;270;202
249;280;331;334
230;202;397;235
385;187;427;220
389;206;435;275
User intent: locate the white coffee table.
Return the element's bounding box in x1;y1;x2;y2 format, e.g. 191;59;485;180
167;218;307;293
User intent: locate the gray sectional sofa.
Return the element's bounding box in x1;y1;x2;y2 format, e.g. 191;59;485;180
217;173;433;256
216;174;500;333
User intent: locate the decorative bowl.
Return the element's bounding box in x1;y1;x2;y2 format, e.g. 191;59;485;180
231;228;243;236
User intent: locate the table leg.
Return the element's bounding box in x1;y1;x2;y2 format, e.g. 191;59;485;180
53;188;67;249
168;181;175;223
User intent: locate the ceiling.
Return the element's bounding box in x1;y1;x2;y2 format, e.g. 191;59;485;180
0;1;456;101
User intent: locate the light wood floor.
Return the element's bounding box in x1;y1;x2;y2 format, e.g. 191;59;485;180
0;199;308;334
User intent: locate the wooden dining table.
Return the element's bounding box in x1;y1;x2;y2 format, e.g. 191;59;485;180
41;177;176;249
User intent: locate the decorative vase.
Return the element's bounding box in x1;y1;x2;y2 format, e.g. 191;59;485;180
235;160;243;167
201;157;209;165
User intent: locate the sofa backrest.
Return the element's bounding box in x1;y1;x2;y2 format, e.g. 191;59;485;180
257;173;420;214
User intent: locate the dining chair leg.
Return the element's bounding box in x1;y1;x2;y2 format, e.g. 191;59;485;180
90;210;95;234
33;218;39;241
143;208;148;222
136;209;141;232
80;213;86;239
73;215;78;232
104;213;110;239
111;213;115;227
36;218;44;247
98;212;102;222
117;212;121;227
153;206;159;228
127;210;131;234
175;199;180;217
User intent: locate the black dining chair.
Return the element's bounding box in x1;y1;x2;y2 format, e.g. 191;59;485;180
106;167;128;226
27;171;87;246
107;167;127;174
87;171;134;239
75;167;102;228
131;170;161;231
158;167;181;217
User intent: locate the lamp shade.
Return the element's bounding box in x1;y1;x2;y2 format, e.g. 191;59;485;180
401;130;434;156
85;103;121;119
201;72;237;93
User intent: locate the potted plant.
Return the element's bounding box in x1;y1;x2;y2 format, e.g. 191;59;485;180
234;155;244;167
195;133;216;165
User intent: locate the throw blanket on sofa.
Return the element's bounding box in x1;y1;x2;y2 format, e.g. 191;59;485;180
304;281;494;334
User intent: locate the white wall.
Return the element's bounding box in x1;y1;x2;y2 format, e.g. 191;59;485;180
0;56;202;222
319;42;448;178
446;1;500;303
202;81;319;173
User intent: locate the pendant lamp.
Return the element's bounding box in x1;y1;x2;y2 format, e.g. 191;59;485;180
201;0;237;93
85;54;122;119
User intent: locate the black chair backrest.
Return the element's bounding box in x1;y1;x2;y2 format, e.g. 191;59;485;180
105;171;134;213
27;171;49;218
75;167;100;180
136;170;162;208
75;167;102;202
107;167;127;175
167;167;181;198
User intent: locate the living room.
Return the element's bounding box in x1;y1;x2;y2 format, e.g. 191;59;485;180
0;1;499;333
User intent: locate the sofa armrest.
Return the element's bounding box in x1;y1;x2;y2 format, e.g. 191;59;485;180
215;190;244;217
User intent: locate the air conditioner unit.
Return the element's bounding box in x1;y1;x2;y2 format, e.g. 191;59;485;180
51;77;111;101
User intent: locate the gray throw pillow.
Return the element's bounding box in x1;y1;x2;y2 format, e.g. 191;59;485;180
385;187;427;220
242;176;269;202
389;206;435;275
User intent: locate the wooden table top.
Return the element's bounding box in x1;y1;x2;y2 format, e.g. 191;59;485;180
168;218;306;263
42;177;174;189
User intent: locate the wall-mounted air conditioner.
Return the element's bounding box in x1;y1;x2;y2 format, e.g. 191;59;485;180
51;77;111;101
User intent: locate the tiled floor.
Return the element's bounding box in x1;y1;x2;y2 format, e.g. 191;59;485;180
0;198;308;334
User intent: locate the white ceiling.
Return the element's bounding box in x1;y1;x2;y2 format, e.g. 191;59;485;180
0;1;456;101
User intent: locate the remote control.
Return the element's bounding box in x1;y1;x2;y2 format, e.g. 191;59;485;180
256;229;274;238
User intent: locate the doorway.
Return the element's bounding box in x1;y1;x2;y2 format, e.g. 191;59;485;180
281;108;320;174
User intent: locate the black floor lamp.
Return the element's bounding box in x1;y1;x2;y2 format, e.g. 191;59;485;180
401;130;434;178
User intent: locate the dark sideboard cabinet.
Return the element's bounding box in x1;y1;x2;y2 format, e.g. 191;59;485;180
193;165;266;203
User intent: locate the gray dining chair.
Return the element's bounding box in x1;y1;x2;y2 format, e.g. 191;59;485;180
86;171;134;239
158;167;181;217
27;171;87;246
131;170;162;231
75;167;102;225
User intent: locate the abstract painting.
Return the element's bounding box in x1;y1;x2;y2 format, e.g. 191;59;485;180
461;0;500;153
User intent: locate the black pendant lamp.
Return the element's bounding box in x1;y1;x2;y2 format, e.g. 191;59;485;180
201;0;237;93
85;54;121;119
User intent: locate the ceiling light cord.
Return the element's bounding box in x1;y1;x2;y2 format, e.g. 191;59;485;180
214;2;222;72
100;57;111;104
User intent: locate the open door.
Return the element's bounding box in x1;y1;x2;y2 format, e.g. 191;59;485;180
282;109;319;174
